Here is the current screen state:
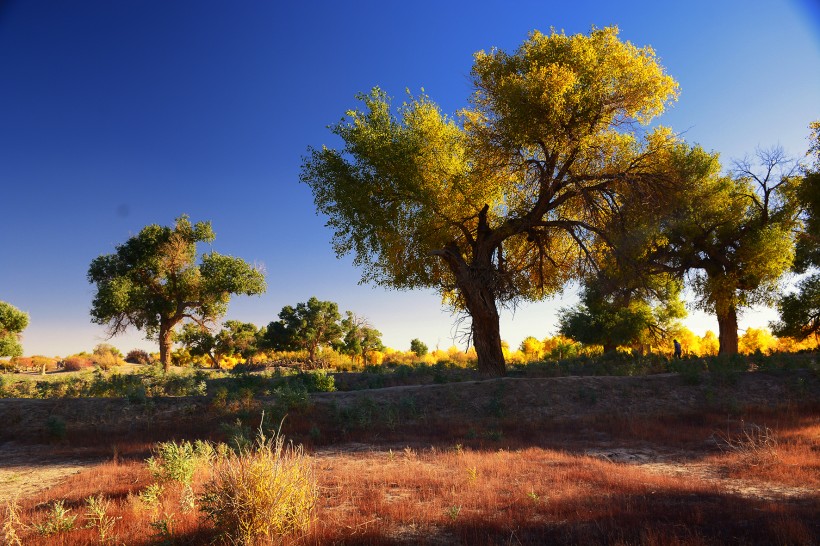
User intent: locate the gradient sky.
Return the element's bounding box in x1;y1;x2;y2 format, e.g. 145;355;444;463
1;0;819;358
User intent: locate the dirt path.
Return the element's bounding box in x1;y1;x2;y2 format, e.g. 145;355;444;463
0;442;102;503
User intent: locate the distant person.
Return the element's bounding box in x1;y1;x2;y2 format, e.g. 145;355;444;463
673;339;682;359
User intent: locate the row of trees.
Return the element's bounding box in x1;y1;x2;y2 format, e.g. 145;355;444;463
301;26;820;375
175;297;385;368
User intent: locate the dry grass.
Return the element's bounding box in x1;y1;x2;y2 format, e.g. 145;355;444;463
2;372;818;545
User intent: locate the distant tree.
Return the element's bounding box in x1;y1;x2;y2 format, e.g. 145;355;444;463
87;215;266;371
263;297;343;362
644;144;801;354
178;320;261;368
301;27;679;376
409;338;428;357
558;272;685;353
772;121;820;341
519;337;544;360
93;343;122;358
0;301;29;358
341;312;384;364
738;327;776;355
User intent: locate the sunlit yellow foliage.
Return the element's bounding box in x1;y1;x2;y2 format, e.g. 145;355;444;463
218;355;243;370
738;327;777;355
774;335;820;353
367;351;385;366
519;336;544;360
699;331;720;356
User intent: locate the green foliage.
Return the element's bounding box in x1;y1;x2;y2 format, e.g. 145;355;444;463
45;416;67;442
772;273;820;340
177;320;261;368
263;297;343;362
33;500;76;536
773;122;820;341
302;27;679;374
84;494;120;543
647;144;802;354
410;338;428;357
87;214;266;369
560;273;687;353
340;312;383;363
0;301;29;358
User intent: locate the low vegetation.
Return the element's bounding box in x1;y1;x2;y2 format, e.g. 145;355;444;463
1;365;817;544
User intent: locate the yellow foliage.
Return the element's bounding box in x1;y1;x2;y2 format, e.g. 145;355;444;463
367;351;385;366
739;327;777;355
699;331;720;356
217;355;250;369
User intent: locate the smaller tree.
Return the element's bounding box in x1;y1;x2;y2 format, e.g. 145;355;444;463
558;274;685;354
409;338;428;357
519;337;544;360
0;301;29;358
341;312;384;364
88;215;266;371
177;321;260;368
772;121;820;341
263;298;343;362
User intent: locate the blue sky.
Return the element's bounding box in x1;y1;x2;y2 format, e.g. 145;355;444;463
1;0;819;357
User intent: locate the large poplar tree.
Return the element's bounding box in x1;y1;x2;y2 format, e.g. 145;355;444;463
88;215;266;371
301;27;679;375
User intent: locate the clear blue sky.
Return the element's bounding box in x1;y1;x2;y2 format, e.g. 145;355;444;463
2;0;819;357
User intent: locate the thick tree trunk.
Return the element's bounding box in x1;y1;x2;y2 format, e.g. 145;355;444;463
470;299;506;376
159;321;174;372
717;304;739;355
602;342;616;354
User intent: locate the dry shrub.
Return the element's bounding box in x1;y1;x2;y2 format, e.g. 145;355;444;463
62;356;94;371
2;495;23;546
92;352;120;371
713;420;779;467
125;349;152;365
200;429;317;545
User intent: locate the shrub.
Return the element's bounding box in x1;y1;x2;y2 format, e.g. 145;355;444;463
147;440;210;487
200;429;317;545
62;356;94;371
92;352;119;371
125;349;152;365
93;343;122;358
31;356;58;373
10;356;32;370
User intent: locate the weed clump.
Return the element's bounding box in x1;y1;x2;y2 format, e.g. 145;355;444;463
200;427;317;545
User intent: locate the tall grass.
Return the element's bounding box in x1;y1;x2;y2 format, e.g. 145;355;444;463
201;426;317;545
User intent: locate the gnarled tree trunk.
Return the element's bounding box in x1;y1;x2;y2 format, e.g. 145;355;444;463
463;283;506;376
716;304;739;355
